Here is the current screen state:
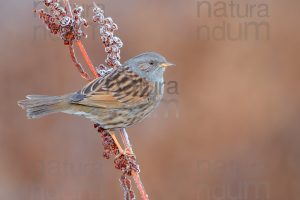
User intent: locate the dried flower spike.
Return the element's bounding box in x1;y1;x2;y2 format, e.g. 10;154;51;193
35;0;88;45
120;175;136;200
93;4;123;68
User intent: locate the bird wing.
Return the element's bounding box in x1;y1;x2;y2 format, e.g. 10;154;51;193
71;67;153;108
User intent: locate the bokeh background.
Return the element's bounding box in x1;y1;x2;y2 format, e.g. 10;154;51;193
1;0;300;199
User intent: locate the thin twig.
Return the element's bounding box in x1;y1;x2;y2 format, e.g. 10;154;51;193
63;0;73;15
76;41;99;78
68;44;91;81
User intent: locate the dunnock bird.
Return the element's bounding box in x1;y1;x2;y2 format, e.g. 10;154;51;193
18;52;174;129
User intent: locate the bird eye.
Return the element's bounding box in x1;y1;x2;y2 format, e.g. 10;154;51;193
149;61;154;65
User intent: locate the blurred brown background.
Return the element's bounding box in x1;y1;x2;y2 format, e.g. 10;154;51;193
1;0;300;199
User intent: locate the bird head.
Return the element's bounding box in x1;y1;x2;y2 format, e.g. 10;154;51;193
124;52;175;82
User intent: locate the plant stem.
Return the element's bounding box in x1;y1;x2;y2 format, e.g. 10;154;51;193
63;0;72;16
68;44;91;81
120;128;149;200
76;41;99;78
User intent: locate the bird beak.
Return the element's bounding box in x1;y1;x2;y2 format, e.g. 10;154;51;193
160;61;176;68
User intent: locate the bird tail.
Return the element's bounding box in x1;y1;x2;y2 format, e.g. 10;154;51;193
18;95;69;119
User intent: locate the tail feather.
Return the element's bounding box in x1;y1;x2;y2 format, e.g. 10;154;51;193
26;95;52;99
18;95;68;119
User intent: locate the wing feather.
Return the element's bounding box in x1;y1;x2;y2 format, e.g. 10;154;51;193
70;67;153;108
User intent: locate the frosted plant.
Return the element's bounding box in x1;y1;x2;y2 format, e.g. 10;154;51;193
33;1;149;199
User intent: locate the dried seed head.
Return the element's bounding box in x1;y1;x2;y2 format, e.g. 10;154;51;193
36;1;88;45
93;4;123;68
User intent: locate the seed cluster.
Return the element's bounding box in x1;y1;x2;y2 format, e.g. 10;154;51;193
95;125;119;158
95;125;140;174
115;154;140;176
35;0;88;45
95;124;139;200
93;5;123;68
120;175;135;200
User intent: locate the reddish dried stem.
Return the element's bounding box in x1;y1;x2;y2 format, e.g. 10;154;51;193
68;44;91;81
76;41;99;78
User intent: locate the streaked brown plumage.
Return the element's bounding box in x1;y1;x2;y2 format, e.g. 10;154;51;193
18;52;174;129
